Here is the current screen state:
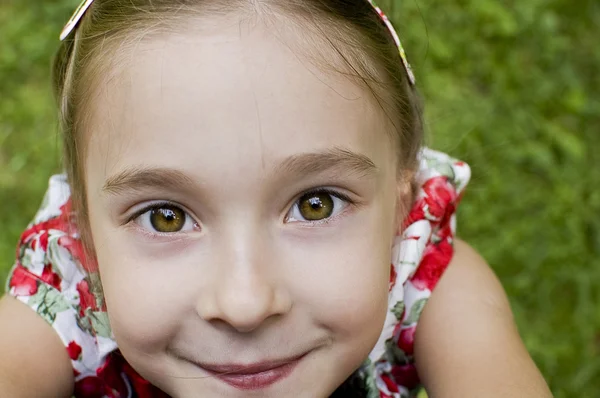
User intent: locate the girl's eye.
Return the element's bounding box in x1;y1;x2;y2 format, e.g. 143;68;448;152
286;191;348;223
133;204;197;233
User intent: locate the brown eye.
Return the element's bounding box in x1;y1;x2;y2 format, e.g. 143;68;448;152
298;192;335;221
149;206;186;233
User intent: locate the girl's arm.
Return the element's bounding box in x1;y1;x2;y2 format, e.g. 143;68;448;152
0;295;74;398
414;239;552;397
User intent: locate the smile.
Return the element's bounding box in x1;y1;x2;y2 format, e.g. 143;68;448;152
198;354;306;390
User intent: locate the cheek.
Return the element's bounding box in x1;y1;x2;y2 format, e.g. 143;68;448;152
288;206;394;348
288;229;391;381
302;241;390;335
90;220;194;357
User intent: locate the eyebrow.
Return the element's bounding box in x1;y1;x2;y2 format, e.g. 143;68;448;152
275;147;378;179
101;148;378;195
102;167;195;195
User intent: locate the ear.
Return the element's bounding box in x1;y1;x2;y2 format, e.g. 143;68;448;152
394;168;417;236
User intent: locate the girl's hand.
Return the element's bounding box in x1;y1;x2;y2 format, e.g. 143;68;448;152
414;240;553;397
0;295;74;398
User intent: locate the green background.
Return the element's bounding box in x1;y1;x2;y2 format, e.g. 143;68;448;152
1;1;598;396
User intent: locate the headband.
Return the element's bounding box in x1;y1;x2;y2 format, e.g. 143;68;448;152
59;0;415;85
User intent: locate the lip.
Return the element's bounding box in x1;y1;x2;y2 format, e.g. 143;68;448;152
199;354;306;390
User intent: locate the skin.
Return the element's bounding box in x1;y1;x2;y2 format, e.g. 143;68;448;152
0;12;552;398
416;240;553;397
85;15;398;398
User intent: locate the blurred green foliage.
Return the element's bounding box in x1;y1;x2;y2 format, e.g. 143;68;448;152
1;0;598;396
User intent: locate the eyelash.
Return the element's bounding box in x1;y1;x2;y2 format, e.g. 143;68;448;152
126;201;198;236
125;188;356;234
128;201;175;221
285;188;355;226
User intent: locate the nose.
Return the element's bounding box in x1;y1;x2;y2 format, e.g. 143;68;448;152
196;240;292;333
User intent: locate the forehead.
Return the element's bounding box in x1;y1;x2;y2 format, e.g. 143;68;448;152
85;15;395;182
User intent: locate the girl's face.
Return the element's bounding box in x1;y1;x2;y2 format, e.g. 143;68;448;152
84;15;404;398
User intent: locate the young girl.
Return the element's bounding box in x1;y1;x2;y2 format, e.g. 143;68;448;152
0;1;551;397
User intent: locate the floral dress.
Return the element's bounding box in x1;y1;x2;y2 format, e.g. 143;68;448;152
5;147;470;398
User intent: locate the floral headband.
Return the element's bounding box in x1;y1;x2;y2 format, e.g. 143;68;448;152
59;0;415;85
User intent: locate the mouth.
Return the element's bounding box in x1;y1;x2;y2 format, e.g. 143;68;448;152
198;353;307;390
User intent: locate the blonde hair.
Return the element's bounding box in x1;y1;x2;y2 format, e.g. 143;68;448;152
52;0;423;263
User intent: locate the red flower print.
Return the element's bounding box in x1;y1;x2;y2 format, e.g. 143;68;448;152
66;341;82;360
39;231;49;251
402;197;427;229
20;217;69;245
41;264;62;291
397;325;416;355
434;224;453;245
389;264;397;291
59;199;73;217
380;373;400;393
58;235;97;272
20;225;43;246
76;279;99;315
422;176;457;222
29;231;49;251
73;376;111;398
19;199;75;247
410;237;453;291
96;353;128;397
390;363;420;390
80;355;171;398
9;265;39;296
